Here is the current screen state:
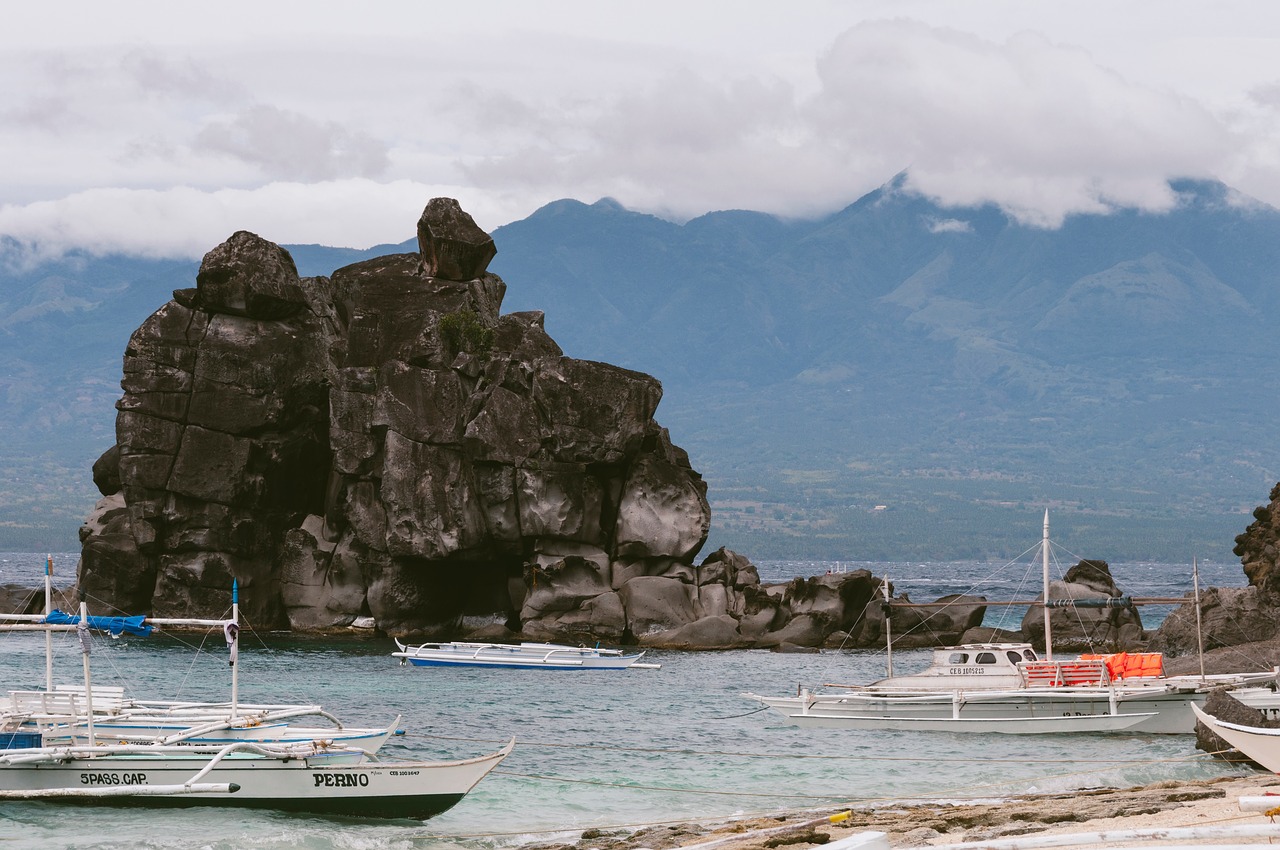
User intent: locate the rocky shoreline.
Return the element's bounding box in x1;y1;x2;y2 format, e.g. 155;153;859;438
520;776;1279;850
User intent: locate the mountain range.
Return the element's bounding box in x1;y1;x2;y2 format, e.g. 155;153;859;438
3;176;1278;562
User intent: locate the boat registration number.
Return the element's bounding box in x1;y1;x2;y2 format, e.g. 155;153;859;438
948;668;986;675
80;772;148;785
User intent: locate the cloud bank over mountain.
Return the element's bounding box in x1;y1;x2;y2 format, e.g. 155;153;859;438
4;3;1280;257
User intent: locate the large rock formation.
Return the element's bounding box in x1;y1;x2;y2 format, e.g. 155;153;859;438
1232;484;1280;597
1149;484;1280;655
76;199;905;648
79;199;714;639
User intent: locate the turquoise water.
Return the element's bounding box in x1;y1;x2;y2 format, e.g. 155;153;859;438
0;553;1259;849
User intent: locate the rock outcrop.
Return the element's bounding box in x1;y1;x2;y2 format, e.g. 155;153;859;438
1020;559;1145;651
1147;484;1280;654
77;199;906;648
1233;482;1280;596
79;199;716;640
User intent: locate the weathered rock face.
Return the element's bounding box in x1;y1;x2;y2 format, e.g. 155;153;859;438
1149;585;1280;655
79;199;713;637
1147;484;1280;654
1233;484;1280;595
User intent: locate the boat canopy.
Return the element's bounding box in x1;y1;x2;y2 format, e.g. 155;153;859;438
45;610;153;637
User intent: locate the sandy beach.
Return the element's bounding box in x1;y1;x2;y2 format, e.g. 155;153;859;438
523;775;1280;850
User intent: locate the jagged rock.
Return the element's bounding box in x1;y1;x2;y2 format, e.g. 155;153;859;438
928;594;989;633
781;571;880;638
78;199;713;634
195;230;308;319
615;456;709;560
417;198;496;281
0;584;74;616
1233;483;1280;595
1020;560;1144;651
92;445;122;497
520;558;616;625
960;626;1026;644
697;547;762;588
1149;585;1280;655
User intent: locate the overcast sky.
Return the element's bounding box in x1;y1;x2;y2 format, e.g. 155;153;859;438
4;1;1280;258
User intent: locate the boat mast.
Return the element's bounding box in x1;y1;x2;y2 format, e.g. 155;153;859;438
1042;510;1052;661
882;574;893;678
44;554;53;691
77;595;96;747
1193;556;1206;683
230;579;240;719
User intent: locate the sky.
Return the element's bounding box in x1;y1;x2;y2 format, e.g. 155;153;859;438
4;1;1280;259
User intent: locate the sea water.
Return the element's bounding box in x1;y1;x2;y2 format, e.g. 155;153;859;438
0;553;1261;849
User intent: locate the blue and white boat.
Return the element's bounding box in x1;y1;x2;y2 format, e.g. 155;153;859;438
393;639;659;670
0;565;512;817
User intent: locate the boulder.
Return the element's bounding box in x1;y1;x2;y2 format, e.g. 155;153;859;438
618;575;697;636
1020;560;1144;651
417;198;496;281
640;615;748;649
194;230;307;319
1149;586;1280;655
757;612;835;648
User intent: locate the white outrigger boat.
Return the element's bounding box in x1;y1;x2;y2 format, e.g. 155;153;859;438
2;563;396;750
0;567;513;817
0;736;513;818
747;512;1279;735
1190;702;1280;773
393;639;660;670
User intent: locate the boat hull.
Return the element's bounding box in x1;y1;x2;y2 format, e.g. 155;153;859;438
0;742;512;819
1190;703;1280;773
752;687;1205;734
393;640;647;670
400;655;639;670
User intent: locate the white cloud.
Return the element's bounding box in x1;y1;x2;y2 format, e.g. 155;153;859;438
2;5;1280;255
0;181;529;260
193;105;391;181
928;218;973;234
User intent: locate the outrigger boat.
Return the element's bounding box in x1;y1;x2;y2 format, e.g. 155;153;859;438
0;736;513;818
1190;702;1280;773
393;639;660;670
0;566;513;817
747;512;1279;734
1;561;396;750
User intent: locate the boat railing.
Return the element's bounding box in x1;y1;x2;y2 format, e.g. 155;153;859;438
1018;658;1109;687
